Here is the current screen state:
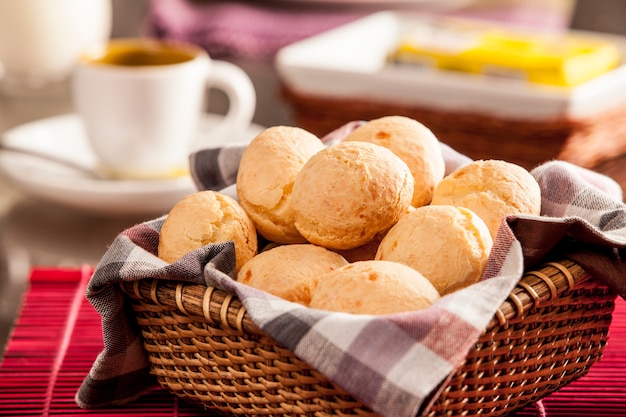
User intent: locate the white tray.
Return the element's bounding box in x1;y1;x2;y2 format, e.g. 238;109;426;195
276;11;626;120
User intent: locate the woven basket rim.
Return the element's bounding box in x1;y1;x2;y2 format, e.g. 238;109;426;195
121;258;592;337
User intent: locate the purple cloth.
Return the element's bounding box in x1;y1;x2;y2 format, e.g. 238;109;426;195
147;0;368;59
145;0;573;61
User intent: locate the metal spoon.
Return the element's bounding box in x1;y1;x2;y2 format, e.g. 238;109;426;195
0;141;103;180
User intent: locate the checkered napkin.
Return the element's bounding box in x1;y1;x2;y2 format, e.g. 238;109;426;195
76;127;626;417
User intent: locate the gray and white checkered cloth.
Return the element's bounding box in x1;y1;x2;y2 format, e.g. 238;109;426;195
76;125;626;417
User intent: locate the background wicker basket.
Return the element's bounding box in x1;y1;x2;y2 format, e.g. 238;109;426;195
280;86;626;171
120;258;616;417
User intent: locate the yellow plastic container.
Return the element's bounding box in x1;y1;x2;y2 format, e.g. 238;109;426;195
390;18;621;87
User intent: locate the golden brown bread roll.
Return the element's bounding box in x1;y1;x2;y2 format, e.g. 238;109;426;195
309;260;440;315
343;115;445;207
236;126;325;244
291;141;414;250
431;159;541;240
237;244;348;305
158;190;258;272
376;205;493;295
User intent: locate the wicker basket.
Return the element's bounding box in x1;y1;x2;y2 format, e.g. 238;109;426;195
280;86;626;171
120;258;616;417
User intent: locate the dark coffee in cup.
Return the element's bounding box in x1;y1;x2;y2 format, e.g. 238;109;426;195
82;40;197;67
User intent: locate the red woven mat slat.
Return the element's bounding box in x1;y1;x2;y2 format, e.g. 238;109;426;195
0;267;208;416
521;296;626;416
0;268;625;416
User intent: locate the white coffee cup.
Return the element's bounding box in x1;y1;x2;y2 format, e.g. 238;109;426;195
72;38;256;180
0;0;112;97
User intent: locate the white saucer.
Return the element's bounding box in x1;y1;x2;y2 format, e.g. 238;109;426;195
0;113;264;217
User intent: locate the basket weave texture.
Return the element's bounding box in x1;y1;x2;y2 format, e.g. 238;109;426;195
281;86;626;171
121;258;616;417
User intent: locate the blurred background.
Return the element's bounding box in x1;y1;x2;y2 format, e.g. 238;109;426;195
107;0;626;129
2;0;626;362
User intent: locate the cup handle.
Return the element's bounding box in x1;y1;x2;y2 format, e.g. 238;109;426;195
199;60;256;149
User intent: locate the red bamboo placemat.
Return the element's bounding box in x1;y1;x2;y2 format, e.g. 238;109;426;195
0;267;209;416
0;267;624;416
